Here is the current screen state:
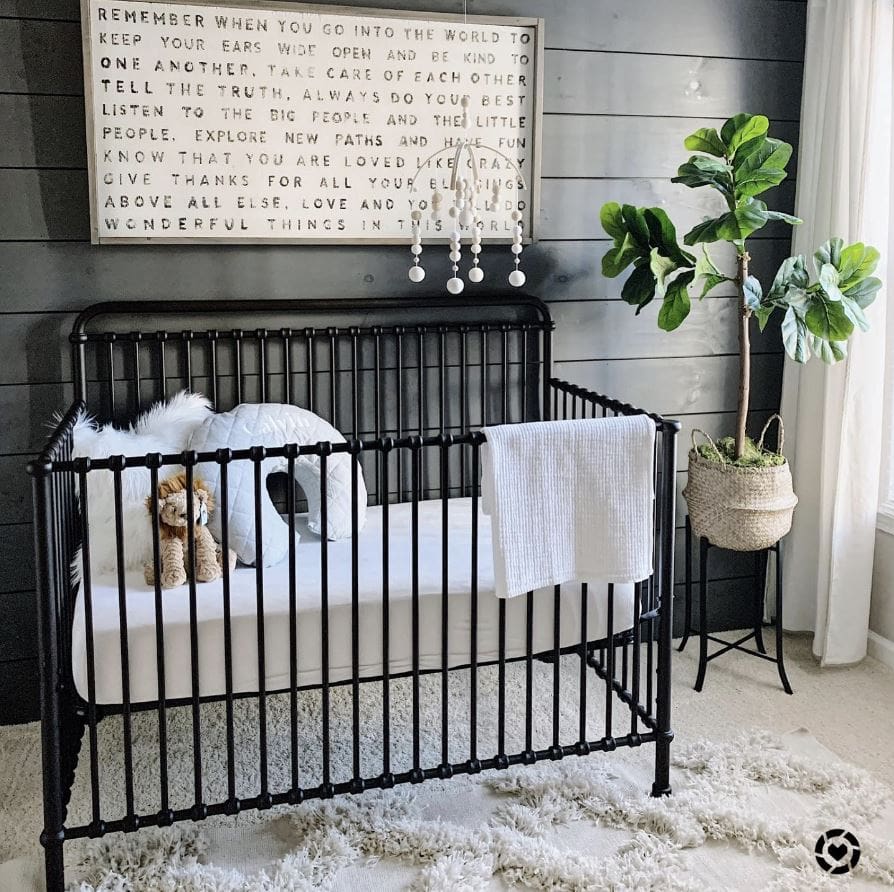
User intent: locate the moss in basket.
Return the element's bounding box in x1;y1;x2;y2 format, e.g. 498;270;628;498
697;436;786;468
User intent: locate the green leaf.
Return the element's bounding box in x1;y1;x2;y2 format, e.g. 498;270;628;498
683;127;727;157
763;209;802;225
732;135;767;165
602;234;640;278
813;238;845;277
812;337;848;364
840;294;870;331
683;200;770;245
672;156;734;197
819;262;844;302
840;244;880;288
769;255;809;300
643;207;694;265
837;242;866;282
694;246;732;298
621;204;651;249
657;270;694;331
649;247;680;299
599;202;626;241
804;295;854;342
842;275;882;308
720;114;770;156
755;305;775;331
621;264;658;313
781;306;811;363
743;275;763;311
733;138;793;199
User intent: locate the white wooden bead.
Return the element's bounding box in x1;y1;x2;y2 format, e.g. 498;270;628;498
511;243;523;254
408;265;426;283
446;276;465;295
430;210;439;221
448;206;457;218
410;210;422;222
451;230;462;242
513;224;523;236
461;95;471;108
511;210;522;221
509;269;526;287
411;244;423;255
468;266;484;284
459;208;474;227
449;250;461;261
470;244;482;254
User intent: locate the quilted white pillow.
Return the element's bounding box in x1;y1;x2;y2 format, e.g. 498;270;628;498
188;403;367;567
72;391;213;577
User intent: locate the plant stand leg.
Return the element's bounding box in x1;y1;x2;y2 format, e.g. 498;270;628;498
774;541;793;695
754;549;767;655
694;537;709;692
678;516;693;652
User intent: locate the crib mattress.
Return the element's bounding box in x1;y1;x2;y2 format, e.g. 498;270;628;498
72;498;636;705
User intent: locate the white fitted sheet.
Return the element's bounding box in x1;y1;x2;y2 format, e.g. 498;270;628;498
72;498;636;705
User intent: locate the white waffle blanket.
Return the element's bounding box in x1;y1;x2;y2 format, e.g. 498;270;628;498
481;416;656;598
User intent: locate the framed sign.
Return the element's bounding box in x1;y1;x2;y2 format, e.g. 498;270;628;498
80;0;544;244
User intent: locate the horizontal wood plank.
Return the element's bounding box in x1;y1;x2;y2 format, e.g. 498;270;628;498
0;454;32;524
0;0;78;19
545;51;803;119
540;178;796;241
0;238;796;311
0;522;33;594
0;382;73;454
552;298;779;361
0;18;81;93
553;352;784;416
543;115;799;179
0;588;36;661
0;657;39;724
0;94;86;167
0;313;72;384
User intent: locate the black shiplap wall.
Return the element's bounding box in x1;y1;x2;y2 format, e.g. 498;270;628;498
0;0;806;722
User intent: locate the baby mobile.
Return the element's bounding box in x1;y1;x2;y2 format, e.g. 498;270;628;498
406;93;528;295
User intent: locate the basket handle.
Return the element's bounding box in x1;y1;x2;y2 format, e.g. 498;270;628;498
691;428;726;464
757;414;785;454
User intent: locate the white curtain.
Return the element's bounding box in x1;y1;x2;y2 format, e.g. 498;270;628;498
778;0;893;664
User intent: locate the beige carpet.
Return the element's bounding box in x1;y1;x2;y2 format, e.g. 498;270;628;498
0;634;892;890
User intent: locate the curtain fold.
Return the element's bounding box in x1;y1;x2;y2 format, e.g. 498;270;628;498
778;0;893;664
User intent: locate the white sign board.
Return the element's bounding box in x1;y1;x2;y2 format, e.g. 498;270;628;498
81;0;543;244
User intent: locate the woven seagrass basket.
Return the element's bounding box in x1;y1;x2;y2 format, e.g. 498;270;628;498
682;415;798;552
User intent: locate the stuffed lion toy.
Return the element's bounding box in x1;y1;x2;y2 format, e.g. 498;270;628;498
144;472;236;589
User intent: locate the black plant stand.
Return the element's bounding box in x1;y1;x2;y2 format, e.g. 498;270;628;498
679;516;793;695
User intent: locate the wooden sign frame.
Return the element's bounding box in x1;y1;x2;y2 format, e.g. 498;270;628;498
80;0;544;245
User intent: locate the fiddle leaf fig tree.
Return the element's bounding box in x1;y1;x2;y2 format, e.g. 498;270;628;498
600;113;882;461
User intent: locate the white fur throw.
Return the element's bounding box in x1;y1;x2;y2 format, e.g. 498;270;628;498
188;403;368;567
72;391;213;577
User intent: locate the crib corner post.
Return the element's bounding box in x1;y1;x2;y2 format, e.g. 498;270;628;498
651;421;678;798
30;463;67;891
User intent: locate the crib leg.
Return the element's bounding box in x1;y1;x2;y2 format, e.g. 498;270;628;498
32;468;67;891
651;425;676;798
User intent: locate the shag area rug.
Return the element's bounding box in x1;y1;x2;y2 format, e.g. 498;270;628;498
1;657;892;890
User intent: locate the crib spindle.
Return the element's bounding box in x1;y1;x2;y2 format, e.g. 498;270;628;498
552;585;561;751
578;582;589;747
219;458;237;807
605;584;615;741
350;447;362;784
469;440;479;766
319;450;332;793
380;444;392;779
184;462;204;814
77;467;101;828
252;452;269;803
439;440;450;769
148;464;170;818
411;442;422;776
286;451;300;797
112;463;136;823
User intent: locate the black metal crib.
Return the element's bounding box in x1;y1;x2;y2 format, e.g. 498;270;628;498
29;295;677;890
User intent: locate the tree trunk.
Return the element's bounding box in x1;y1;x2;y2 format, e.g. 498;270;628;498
735;251;751;460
